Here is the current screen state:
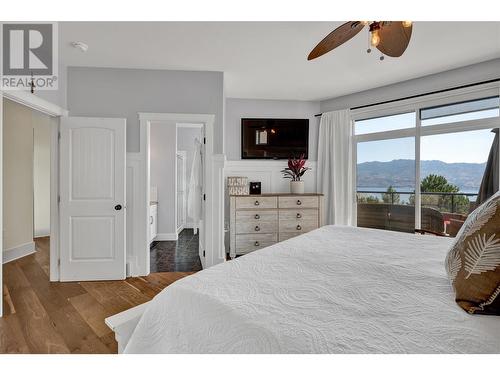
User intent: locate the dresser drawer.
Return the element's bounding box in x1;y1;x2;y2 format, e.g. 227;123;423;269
279;219;318;234
235;234;277;254
235;210;278;234
279;232;301;242
236;196;278;209
279;196;319;209
279;209;318;222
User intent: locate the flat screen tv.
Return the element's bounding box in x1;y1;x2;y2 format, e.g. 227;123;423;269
241;118;309;159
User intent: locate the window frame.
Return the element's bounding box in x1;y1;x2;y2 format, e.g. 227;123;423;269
352;82;500;230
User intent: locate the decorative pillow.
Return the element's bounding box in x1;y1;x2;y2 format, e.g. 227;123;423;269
445;191;500;314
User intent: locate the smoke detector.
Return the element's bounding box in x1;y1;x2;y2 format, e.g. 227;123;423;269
71;41;89;52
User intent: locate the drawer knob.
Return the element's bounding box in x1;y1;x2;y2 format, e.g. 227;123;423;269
254;214;260;220
297;200;302;205
254;241;260;247
254;200;260;206
296;213;302;219
255;225;260;232
296;225;302;231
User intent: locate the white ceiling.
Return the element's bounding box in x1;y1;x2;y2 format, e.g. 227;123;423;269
59;22;500;101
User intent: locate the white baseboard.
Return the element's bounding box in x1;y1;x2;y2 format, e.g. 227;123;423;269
154;233;179;241
184;222;198;229
3;241;36;264
176;224;185;234
34;229;50;238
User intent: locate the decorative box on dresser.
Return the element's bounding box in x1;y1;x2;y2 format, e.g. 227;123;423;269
229;193;324;259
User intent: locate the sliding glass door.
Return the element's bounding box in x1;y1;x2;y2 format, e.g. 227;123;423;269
357;137;415;232
354;89;500;237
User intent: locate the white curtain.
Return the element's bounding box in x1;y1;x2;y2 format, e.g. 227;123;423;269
317;109;356;225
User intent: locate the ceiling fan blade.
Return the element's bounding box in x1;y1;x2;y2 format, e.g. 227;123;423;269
376;21;412;57
308;21;365;60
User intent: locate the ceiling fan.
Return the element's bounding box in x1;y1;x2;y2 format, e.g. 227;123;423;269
308;21;413;61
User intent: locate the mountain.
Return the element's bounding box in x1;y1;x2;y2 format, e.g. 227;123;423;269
357;159;486;192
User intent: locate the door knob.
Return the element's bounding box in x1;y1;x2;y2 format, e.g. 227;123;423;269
115;204;122;211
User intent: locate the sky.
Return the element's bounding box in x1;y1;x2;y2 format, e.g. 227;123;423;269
356;109;498;164
357;129;496;164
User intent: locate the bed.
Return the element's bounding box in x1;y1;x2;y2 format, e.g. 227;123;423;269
111;225;500;353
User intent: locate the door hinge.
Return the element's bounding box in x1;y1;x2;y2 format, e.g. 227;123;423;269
203;194;206;201
203;137;206;144
58;195;61;204
57;258;61;266
58;131;61;141
203;250;205;257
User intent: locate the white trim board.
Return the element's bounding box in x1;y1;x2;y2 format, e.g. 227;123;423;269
105;302;149;354
3;91;68;117
126;152;144;277
3;241;36;264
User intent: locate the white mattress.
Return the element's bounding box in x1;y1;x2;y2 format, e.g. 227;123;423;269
124;225;500;353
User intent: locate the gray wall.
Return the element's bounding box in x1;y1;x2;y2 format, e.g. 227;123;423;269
67;67;224;153
320;58;500;113
34;64;68;109
225;98;321;161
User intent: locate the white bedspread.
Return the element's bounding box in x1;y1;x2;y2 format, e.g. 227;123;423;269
125;226;500;353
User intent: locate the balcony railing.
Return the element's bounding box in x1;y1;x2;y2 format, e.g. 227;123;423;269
356;190;478;236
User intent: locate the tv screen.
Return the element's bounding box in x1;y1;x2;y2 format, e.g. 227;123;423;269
241;118;309;159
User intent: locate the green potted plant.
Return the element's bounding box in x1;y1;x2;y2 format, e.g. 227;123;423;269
281;154;310;194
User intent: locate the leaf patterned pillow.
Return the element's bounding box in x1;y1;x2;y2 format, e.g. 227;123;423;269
445;191;500;314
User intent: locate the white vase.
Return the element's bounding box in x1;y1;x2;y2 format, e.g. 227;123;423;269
290;180;305;194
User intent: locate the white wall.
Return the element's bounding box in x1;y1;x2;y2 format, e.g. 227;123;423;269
320;58;500;113
150;122;177;238
67;67;224;153
225;98;321;161
33;111;52;237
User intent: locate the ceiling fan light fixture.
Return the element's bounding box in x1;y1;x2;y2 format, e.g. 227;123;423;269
370;30;381;47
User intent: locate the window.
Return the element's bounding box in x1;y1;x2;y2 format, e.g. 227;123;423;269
421;96;499;126
420;129;497;236
355;112;415;135
355;90;500;237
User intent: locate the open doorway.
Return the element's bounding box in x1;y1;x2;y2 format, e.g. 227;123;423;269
148;121;204;273
2;98;57;312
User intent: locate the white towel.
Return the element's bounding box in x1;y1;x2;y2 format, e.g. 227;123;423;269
187;138;203;234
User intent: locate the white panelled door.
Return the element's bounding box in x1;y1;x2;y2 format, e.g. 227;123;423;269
59;117;126;281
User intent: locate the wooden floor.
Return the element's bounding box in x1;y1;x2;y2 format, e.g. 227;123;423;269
1;237;194;354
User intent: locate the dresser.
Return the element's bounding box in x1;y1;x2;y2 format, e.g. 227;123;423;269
229;193;324;258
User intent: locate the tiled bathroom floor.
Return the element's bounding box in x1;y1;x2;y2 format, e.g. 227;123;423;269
150;229;203;272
